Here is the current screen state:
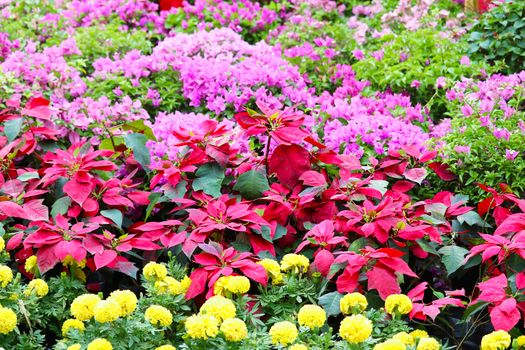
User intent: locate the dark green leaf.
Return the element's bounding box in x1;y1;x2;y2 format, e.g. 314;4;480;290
192;163;225;197
233;170;270;200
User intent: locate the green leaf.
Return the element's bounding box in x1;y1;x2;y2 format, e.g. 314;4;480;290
101;209;123;228
4;118;23;143
416;239;439;255
192;163;225;197
318;291;343;316
438;245;470;276
233;170;270;200
99;136;124;151
51;197;71;218
124;133;151;169
122;120;156;140
457;211;491;228
145;192;163;221
17;172;39;181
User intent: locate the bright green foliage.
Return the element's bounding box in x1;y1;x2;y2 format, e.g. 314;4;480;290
468;0;525;74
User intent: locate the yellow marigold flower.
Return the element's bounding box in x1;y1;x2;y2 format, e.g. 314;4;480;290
185;314;219;340
258;258;283;285
340;292;368;315
290;345;308;350
385;294;413;316
67;344;81;350
108;290;137;317
93;299;121;323
226;276;250;294
0;265;13;287
180;275;191;291
410;330;429;339
220;317;248;342
70;294;102;321
87;338;113;350
269;321;298;346
373;339;406;350
297;304;326;329
481;330;511;350
0;306;17;334
339;314;373;344
24;255;38;274
393;332;415;346
280;254;309;274
417;337;441;350
63;255;86;268
515;335;525;349
62;318;85;337
200;295;236;322
143;262;168;281
145;305;173;327
213;276;229;296
155;346;176;350
25;279;49;297
214;276;251;296
0;236;5;252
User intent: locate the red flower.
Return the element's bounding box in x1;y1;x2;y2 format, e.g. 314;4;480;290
235;100;310;145
41;142;116;205
186;242;267;299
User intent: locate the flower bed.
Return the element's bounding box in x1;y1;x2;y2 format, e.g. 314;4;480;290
0;0;524;349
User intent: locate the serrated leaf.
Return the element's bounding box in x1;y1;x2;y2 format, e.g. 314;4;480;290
319;291;343;316
233;170;269;200
438;245;470;276
101;209;123;228
51;197;71;218
192;163;225;197
4;118;23;142
124;133;150;169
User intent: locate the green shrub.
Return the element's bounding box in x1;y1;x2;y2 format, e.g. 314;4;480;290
467;0;525;74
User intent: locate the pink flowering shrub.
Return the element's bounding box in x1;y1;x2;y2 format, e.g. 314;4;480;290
440;71;525;200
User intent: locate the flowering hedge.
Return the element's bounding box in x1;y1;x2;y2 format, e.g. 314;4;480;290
0;0;525;349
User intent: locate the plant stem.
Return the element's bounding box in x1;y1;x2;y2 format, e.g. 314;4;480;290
264;135;272;174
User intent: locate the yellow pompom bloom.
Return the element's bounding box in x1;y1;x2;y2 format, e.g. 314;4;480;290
410;330;429;340
185;314;219;340
0;236;5;252
25;279;49;297
220;317;248;342
481;330;511;350
384;294;413;316
67;344;81;350
269;321;298;346
62;318;85;336
63;255;86;268
0;306;17;334
257;259;283;285
290;345;308;350
93;299;121;323
108;290;137;316
70;294;102;321
155;346;176;350
24;255;38;274
340;293;368;315
297;304;326;329
180;275;191;290
200;295;236;322
373;339;406;350
145;305;173;327
87;338;113;350
280;254;309;274
417;337;441;350
227;276;250;294
143;262;168;281
514;335;525;349
393;332;415;346
0;265;13;287
339;314;373;344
